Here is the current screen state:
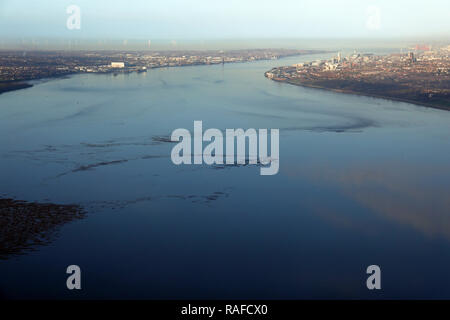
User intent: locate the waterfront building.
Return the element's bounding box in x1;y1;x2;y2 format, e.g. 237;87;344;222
111;62;125;68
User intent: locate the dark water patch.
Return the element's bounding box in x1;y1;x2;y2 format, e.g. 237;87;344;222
10;135;172;161
232;110;288;120
32;102;111;126
84;190;231;211
191;76;224;84
211;158;273;170
54;154;167;179
140;154;168;160
7;136;168;167
61;103;105;120
55;159;129;178
152;135;177;143
167;191;230;204
81;140;159;148
0;198;85;260
11;144;66;155
58;84;143;93
282;117;378;133
72;159;129;173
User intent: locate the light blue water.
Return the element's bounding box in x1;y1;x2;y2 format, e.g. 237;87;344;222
1;53;450;299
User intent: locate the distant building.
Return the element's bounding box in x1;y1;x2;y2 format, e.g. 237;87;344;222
111;62;125;68
415;44;430;51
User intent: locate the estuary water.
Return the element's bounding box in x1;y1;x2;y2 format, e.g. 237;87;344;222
1;53;450;299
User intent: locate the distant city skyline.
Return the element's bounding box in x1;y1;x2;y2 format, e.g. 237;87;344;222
1;0;449;42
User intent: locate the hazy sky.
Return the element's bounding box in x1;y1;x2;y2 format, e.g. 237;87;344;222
0;0;449;40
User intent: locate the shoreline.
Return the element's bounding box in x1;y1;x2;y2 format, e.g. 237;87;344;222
0;81;34;95
0;51;329;96
275;79;450;112
0;73;76;96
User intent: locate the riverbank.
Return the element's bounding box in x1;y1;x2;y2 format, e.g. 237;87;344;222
279;79;450;111
0;49;330;96
0;81;33;95
266;50;450;112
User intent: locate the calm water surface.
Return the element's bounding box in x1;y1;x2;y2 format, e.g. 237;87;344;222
1;54;450;299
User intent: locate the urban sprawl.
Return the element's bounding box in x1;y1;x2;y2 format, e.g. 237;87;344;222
266;44;450;110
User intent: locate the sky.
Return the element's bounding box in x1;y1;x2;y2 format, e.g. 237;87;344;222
0;0;449;41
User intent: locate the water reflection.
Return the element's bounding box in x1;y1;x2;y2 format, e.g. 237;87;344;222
287;163;450;239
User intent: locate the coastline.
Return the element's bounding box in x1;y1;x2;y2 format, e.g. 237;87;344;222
0;81;33;95
0;73;80;96
0;50;329;96
275;79;450;112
